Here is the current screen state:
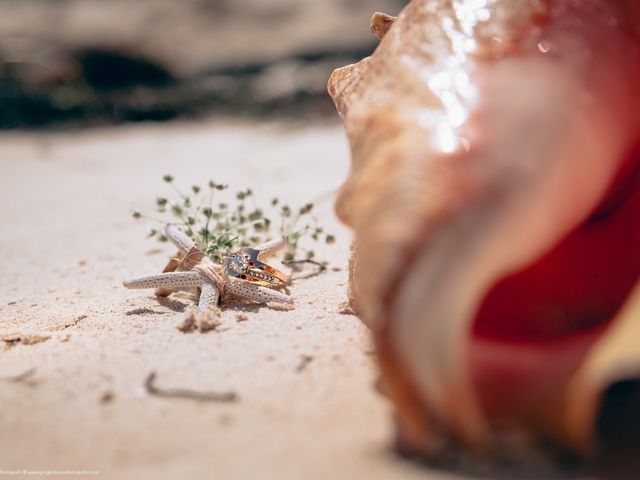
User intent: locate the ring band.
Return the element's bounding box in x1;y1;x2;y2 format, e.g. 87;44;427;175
224;247;289;286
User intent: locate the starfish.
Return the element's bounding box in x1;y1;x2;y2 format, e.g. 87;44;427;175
123;224;293;311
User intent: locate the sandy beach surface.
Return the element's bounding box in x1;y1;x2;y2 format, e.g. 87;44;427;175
0;120;464;480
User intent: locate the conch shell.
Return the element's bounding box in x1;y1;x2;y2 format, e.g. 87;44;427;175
329;0;640;463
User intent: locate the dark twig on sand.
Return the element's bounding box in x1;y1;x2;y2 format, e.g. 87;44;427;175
283;259;327;280
283;259;327;272
295;355;314;373
144;371;238;403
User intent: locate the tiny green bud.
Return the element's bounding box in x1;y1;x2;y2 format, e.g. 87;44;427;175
281;205;291;218
132;210;142;219
216;184;227;191
299;203;314;215
248;209;263;221
325;234;336;244
271;198;279;206
192;185;201;194
156;197;168;207
187;216;196;225
158;235;168;243
306;250;315;259
147;228;157;237
163;174;174;183
171;203;183;216
202;207;213;217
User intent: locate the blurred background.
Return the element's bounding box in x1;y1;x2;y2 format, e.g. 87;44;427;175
0;0;405;129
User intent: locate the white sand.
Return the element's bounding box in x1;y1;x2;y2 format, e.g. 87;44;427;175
0;121;463;480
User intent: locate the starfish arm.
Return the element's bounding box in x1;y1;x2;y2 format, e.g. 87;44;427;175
165;224;195;255
156;255;184;297
226;279;293;305
256;236;285;261
199;278;220;309
123;271;203;290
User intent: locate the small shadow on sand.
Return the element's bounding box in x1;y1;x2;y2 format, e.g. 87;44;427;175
1;368;40;387
223;303;262;314
156;296;189;313
395;450;581;480
393;441;637;480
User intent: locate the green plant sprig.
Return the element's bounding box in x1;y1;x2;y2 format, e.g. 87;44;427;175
132;175;335;264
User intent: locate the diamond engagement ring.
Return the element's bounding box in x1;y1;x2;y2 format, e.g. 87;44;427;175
224;247;289;286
